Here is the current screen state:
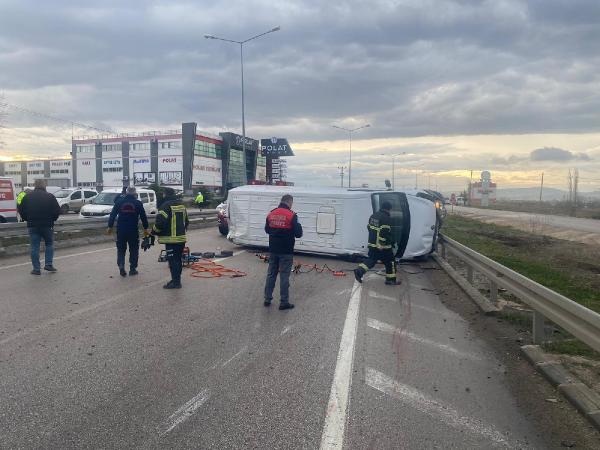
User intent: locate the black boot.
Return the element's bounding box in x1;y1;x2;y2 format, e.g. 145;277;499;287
354;268;363;283
119;267;127;277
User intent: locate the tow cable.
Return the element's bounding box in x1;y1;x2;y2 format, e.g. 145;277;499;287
256;253;348;277
158;247;247;279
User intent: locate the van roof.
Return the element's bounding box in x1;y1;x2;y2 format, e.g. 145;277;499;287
230;185;422;198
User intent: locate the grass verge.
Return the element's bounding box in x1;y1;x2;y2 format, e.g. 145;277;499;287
443;215;600;358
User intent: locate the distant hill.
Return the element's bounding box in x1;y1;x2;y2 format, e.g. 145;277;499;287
496;187;566;201
495;187;600;202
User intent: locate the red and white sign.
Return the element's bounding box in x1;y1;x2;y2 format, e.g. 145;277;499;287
0;179;15;200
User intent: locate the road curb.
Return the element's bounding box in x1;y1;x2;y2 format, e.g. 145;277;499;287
521;345;600;431
0;221;215;258
432;253;500;315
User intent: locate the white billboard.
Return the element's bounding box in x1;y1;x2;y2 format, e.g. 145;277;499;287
192;157;222;187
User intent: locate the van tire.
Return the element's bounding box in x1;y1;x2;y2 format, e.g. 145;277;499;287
60;205;69;215
0;216;6;223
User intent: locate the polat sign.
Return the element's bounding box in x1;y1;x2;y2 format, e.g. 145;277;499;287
261;137;294;157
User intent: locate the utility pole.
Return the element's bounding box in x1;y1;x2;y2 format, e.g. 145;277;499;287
539;172;544;202
337;166;346;188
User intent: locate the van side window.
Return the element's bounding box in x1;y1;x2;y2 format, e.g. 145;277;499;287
139;193;149;204
84;191;96;198
71;191;82;200
148;193;155;202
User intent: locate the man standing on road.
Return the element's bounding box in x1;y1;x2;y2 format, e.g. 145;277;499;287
16;187;31;222
107;186;149;277
20;179;61;275
152;187;189;289
263;194;303;310
194;190;204;209
353;201;401;285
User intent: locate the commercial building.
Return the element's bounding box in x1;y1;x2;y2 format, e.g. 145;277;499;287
0;122;268;193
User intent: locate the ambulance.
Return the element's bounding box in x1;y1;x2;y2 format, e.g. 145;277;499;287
0;177;18;223
226;185;439;260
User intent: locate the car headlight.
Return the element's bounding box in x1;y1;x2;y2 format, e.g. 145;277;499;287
102;208;112;214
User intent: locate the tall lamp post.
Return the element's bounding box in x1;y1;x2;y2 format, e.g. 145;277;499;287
380;152;406;190
332;124;370;188
205;26;280;159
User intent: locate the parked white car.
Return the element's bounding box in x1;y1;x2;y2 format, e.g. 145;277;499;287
79;188;158;218
54;188;98;214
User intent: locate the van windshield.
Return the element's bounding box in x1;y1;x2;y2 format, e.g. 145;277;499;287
54;189;72;198
92;193;120;205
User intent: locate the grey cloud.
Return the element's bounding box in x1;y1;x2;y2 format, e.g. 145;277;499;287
530;147;591;161
1;0;600;142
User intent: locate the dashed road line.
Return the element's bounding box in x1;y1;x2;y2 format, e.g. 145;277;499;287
367;318;482;361
221;346;247;368
0;247;114;270
365;367;515;448
320;280;362;450
159;389;211;436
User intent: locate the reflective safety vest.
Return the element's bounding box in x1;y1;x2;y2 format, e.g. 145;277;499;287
266;207;294;230
152;200;189;244
16;191;27;205
367;210;393;250
195;193;204;204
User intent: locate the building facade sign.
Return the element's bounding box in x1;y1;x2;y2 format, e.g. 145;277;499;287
192;157;223;187
260;137;294;157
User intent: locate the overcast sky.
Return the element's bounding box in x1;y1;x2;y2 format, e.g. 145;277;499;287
1;0;600;192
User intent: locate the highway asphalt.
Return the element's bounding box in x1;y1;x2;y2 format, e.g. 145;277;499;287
0;228;596;448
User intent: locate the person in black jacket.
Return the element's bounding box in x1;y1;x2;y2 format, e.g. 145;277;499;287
353;201;401;285
20;179;61;275
107;187;149;277
263;194;303;310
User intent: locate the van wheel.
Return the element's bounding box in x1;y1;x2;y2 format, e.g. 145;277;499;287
0;217;6;223
60;205;69;215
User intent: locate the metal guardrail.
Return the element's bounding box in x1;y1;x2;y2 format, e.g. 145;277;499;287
0;210;218;238
438;234;600;353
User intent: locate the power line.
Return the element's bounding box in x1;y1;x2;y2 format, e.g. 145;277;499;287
0;101;114;134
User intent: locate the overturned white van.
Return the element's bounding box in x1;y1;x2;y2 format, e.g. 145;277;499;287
226;185;438;260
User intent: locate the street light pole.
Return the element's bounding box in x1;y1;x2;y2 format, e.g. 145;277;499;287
332;124;370;188
380;152;405;190
205;26;280;163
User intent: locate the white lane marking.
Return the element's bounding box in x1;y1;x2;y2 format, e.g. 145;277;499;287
320;280;362;450
221;346;247;368
367;318;481;361
0;228;217;271
0;249;246;346
0;247;113;270
367;290;397;302
365;368;513;448
0;278;168;346
280;325;293;336
159;389;211;436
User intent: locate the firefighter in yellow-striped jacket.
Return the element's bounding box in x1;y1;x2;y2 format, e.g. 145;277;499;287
353;201;401;286
152;188;189;289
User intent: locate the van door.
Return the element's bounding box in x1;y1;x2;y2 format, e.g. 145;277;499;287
371;192;411;258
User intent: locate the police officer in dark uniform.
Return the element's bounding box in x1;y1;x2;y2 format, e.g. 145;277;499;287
353;201;400;285
107;186;149;277
263;194;303;310
152;187;189;289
